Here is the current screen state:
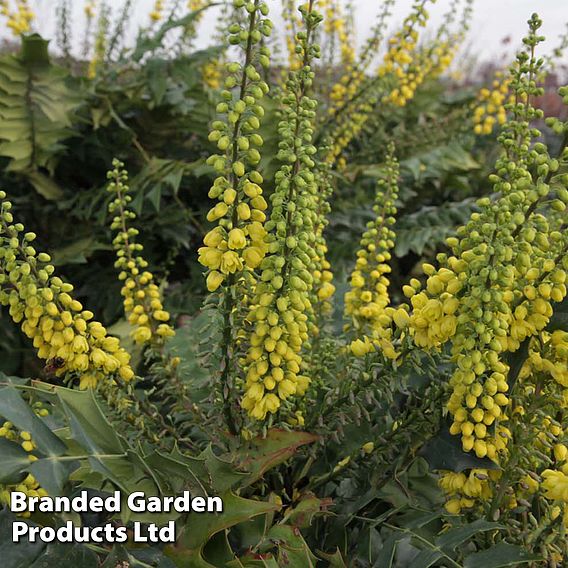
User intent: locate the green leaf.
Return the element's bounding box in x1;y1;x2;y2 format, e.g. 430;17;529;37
53;388;164;500
200;446;249;493
0;383;76;495
146;184;162;212
0;508;45;568
463;543;542;568
146;58;169;105
227;556;279;568
56;387;124;455
233;428;319;488
0;40;83;185
202;531;235;566
132;7;217;61
26;170;64;200
317;548;347;567
29;456;76;496
20;34;50;65
0;386;66;455
408;549;443;568
146;449;209;498
282;494;333;528
28;544;98;568
420;427;499;472
436;520;504;550
268;525;318;568
177;492;279;551
51;237;110;266
0;437;30;484
503;338;530;391
394;198;478;257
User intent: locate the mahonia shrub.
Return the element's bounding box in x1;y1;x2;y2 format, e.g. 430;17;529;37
0;1;567;567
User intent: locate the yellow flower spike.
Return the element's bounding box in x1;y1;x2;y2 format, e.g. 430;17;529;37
199;0;271;298
149;0;164;23
0;190;133;389
87;2;110;79
410;19;568;521
345;143;400;359
107;160;175;348
326;0;469;169
0;0;34;36
472;70;514;136
0;413;50;514
241;1;322;422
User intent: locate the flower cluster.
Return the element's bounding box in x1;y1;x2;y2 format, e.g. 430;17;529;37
327;0;395;114
84;0;96;19
321;0;354;69
188;0;206;13
0;0;34;36
198;0;272;293
472;71;511;135
0;192;134;389
150;0;165;23
282;0;302;72
241;1;322;421
439;330;568;518
378;0;463;108
378;0;431;107
87;3;109;79
325;0;451;169
408;20;568;466
425;0;472;82
0;419;48;518
542;469;568;526
520;330;568;389
413;20;568;533
440;468;496;514
346;143;401;360
202;60;222;89
107;160;175;347
310;160;336;320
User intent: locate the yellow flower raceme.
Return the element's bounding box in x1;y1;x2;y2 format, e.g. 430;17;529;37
377;0;431;108
88;3;109;79
107;160;175;347
404;30;568;474
241;2;322;421
345;143;400;360
0;409;49;517
472;71;512;135
202;59;221;89
309;162;336;323
0;0;34;36
149;0;165;23
406;31;568;467
0;191;134;388
84;0;96;19
328;0;395;116
199;0;272;292
439;468;495;513
325;0;462;168
281;0;302;72
321;0;354;69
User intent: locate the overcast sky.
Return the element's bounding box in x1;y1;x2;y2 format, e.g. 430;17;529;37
25;0;568;64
